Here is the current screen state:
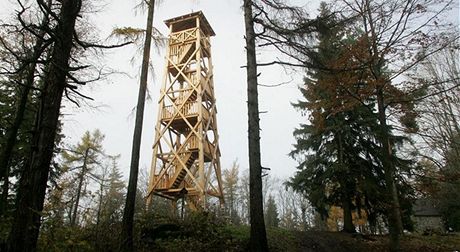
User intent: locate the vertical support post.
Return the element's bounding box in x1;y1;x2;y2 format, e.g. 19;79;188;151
196;16;206;209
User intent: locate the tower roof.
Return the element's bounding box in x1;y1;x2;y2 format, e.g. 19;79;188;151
164;11;215;37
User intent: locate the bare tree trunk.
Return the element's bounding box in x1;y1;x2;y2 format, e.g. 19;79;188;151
96;171;105;229
376;88;403;251
243;1;268;251
70;148;89;227
342;193;355;233
364;0;403;247
337;133;355;233
95;169;106;251
120;0;155;250
7;0;81;250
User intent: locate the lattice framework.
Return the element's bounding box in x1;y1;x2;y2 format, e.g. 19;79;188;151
146;12;223;210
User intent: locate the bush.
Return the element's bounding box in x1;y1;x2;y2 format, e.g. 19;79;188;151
138;212;246;252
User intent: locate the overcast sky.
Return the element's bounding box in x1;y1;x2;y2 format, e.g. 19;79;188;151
0;0;321;181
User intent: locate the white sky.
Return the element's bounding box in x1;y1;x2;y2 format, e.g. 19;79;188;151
0;0;321;181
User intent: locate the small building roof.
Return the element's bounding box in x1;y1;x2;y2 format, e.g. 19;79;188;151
413;198;441;217
164;11;215;37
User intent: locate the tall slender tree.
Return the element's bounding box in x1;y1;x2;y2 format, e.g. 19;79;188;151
120;0;156;250
243;0;268;251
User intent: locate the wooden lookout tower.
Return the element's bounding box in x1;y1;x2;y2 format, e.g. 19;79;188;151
146;12;223;210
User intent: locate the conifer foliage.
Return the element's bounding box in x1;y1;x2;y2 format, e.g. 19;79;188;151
289;3;382;234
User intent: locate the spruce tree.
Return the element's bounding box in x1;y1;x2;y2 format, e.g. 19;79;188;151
265;195;279;228
289;3;415;234
290;3;362;233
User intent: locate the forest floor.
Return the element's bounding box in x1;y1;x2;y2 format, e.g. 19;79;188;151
266;229;460;252
145;223;460;252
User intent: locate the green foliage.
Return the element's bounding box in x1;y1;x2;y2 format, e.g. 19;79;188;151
224;224;250;245
289;2;416;232
137;212;244;251
266;227;297;252
38;226;93;252
37;130;125;251
99;157;125;223
111;27;145;42
0;215;12;247
289;3;375;226
265;195;279;228
438;134;460;230
0;78;36;191
61;129;105;169
61;130;106;226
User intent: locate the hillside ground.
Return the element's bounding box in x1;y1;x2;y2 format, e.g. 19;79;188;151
139;215;460;252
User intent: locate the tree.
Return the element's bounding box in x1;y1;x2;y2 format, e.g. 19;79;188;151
95;155;125;250
243;0;269;250
237;169;250;224
223;161;240;224
289;3;355;233
334;1;456;248
120;0;156;250
37;141;124;251
415;46;460;170
289;15;418;236
0;77;36;216
38;176;69;251
7;1;83;250
288;3;394;234
101;156;125;225
264;194;279;228
5;0;129;250
276;185;310;230
0;0;52;217
134;166;151;217
61;130;105;227
415;45;460;230
251;0;457;249
438;136;460;230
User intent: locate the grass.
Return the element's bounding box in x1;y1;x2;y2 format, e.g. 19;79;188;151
30;210;460;252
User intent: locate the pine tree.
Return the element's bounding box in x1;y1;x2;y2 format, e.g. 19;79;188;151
265;195;279;228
